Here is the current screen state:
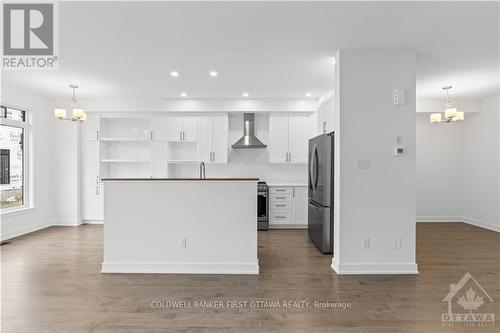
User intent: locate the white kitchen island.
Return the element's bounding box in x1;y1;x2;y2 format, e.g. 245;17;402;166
101;178;259;274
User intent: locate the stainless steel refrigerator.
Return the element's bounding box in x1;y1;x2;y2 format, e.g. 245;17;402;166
308;132;334;253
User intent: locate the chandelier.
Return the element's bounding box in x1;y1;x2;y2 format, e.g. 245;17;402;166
54;84;86;122
430;86;464;123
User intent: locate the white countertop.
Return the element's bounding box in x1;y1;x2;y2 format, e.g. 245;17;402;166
267;182;308;187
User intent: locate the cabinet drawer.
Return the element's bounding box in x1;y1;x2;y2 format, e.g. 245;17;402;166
270;210;292;224
270;194;292;202
270;187;292;195
270;202;292;210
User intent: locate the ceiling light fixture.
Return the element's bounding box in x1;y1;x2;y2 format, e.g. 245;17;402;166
242;92;249;97
209;71;218;77
180;92;187;97
170;71;179;77
54;84;86;122
430;86;464;124
305;92;313;98
331;57;336;65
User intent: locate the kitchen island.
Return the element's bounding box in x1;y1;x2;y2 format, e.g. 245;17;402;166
101;178;259;274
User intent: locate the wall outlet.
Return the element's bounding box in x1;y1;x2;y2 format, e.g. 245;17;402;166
361;237;370;249
392;237;402;249
355;158;371;169
178;237;186;248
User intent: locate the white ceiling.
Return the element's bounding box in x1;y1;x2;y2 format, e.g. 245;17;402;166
2;1;499;100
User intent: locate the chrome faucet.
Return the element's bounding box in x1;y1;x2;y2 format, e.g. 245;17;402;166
199;162;206;179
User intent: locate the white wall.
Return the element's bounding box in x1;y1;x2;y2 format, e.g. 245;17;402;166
51;105;80;226
416;115;463;220
0;85;81;240
168;113;308;184
316;96;335;134
1;85;55;240
333;50;417;274
415;94;500;232
461;95;499;231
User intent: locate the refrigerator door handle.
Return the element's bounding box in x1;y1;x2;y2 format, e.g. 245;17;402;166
309;144;319;192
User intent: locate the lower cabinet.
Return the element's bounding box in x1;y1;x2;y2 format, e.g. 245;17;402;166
82;184;104;222
269;186;308;228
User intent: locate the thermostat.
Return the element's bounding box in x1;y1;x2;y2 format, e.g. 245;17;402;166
393;145;406;156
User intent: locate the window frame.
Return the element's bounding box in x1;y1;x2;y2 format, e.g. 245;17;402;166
0;106;31;214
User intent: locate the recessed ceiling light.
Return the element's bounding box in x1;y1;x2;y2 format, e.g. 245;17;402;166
209;71;218;77
170;71;179;77
331;57;336;65
305;92;313;97
242;92;249;97
180;92;187;97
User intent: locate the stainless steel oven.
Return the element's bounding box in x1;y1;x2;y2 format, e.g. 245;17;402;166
257;181;269;230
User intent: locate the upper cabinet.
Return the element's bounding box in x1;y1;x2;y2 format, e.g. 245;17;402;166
151;116;168;141
269;115;309;164
166;116;198;142
199;114;228;164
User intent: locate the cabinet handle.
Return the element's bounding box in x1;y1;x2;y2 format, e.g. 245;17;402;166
289;152;292;162
96;130;99;141
182;131;185;141
212;151;215;162
293;188;295;197
150;131;153;141
96;186;99;195
276;196;287;199
276;216;286;219
276;189;286;192
180;131;182;141
276;204;286;207
96;176;99;184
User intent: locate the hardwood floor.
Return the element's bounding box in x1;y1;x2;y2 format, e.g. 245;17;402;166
1;223;499;332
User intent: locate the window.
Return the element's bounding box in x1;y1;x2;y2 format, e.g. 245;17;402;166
0;106;27;210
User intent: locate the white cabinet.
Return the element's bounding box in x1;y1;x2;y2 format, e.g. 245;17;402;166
292;187;308;225
288;116;309;164
269;186;308;228
269;115;309;164
82;141;100;185
152;142;168;177
167;116;198;142
268;116;289;163
199;114;228;163
81;116;103;222
82;184;103;221
151;116;168;141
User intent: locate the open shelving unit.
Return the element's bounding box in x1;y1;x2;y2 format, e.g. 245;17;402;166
99;116;153;178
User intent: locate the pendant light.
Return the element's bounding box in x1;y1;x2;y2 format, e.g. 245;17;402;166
54;84;87;122
430;86;464;124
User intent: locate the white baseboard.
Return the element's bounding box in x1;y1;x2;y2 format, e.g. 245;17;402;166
416;216;463;223
101;262;259;275
52;219;82;226
269;224;307;229
1;219;52;241
82;220;104;225
331;259;419;275
461;217;500;232
417;216;500;232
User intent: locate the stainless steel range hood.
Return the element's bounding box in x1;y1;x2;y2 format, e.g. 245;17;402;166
232;113;267;149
